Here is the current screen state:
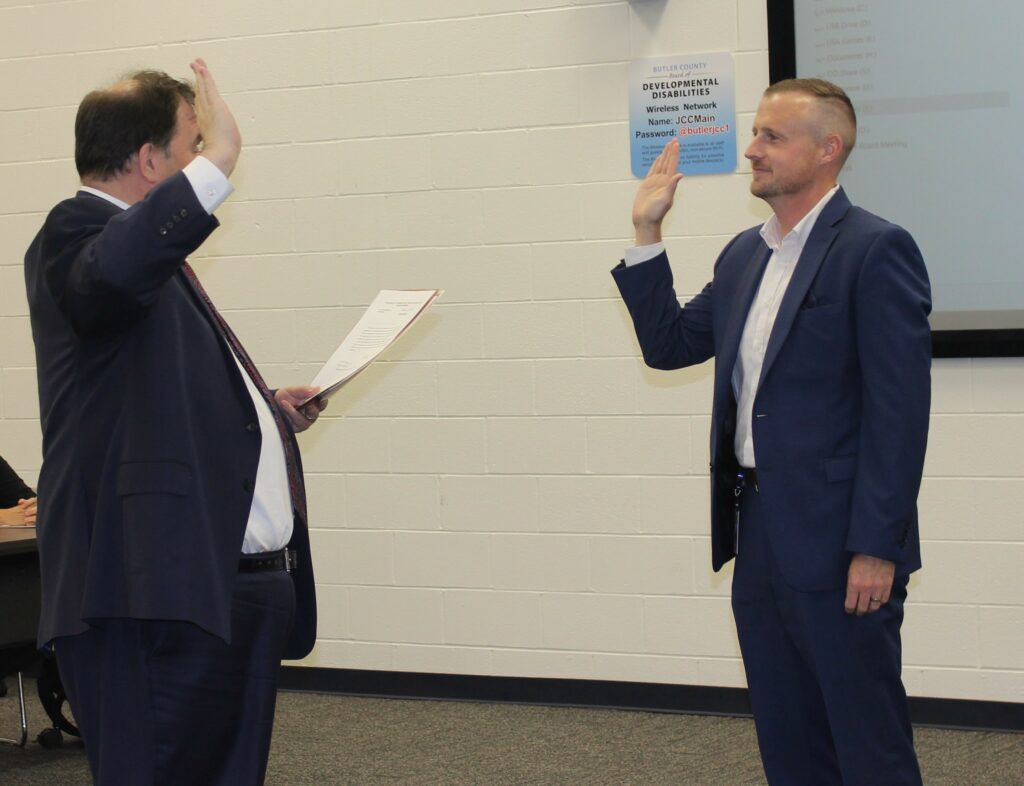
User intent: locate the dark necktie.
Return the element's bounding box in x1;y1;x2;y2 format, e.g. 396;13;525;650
180;262;307;524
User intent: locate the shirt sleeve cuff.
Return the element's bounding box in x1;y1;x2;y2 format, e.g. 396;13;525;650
183;156;234;215
623;242;665;267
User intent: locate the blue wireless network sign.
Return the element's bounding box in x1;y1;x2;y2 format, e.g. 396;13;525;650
629;52;737;177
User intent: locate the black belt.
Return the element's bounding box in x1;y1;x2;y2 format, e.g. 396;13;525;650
738;467;758;491
238;548;297;573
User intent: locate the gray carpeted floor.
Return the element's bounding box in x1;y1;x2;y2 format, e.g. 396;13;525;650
1;679;1021;785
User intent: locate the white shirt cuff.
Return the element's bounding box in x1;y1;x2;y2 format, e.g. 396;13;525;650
183;156;234;215
623;242;665;267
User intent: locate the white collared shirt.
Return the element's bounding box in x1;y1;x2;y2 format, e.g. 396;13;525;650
81;156;293;553
731;186;838;466
624;185;839;468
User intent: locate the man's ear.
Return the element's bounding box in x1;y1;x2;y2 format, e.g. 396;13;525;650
820;132;844;166
137;142;162;184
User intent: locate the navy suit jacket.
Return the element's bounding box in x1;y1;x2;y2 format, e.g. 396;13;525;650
613;188;931;591
24;173;316;658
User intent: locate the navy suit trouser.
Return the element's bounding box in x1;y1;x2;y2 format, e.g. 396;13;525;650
55;570;295;786
731;483;922;786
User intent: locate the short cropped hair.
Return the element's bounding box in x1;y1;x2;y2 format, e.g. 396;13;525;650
764;78;857;164
74;70;195;181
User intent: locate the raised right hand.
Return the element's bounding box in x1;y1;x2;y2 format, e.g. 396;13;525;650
190;58;242;177
632;138;684;245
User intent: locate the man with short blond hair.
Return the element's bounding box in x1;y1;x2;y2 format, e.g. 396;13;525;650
614;78;929;784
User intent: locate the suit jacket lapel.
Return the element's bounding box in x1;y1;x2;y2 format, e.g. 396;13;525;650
715;242;772;404
757;188;851;390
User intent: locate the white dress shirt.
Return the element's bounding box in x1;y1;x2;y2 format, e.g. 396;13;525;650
81;156;293;553
731;186;838;466
624;185;839;468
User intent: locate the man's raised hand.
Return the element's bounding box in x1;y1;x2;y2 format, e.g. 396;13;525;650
190;58;242;177
632;138;684;245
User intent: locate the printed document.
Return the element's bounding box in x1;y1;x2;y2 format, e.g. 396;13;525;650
305;289;442;402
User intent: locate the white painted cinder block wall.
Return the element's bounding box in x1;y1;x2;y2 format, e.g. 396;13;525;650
1;0;1021;703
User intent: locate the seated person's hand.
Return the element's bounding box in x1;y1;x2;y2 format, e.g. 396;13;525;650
0;497;36;526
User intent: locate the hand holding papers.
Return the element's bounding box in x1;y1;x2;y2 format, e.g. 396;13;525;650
304;289;442;404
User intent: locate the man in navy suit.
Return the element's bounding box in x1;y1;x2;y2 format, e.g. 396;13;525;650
613;79;930;785
24;60;324;785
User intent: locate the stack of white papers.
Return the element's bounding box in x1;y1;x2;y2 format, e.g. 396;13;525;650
305;289;442;403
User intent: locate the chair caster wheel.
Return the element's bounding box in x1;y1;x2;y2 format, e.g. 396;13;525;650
37;728;63;749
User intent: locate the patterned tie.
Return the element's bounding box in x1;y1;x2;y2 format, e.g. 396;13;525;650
180;262;307;524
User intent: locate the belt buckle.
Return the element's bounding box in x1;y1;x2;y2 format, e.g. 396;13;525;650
285;549;297;574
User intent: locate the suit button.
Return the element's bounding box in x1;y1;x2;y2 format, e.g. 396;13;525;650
158;227;167;235
243;479;254;492
246;422;259;433
180;208;188;218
